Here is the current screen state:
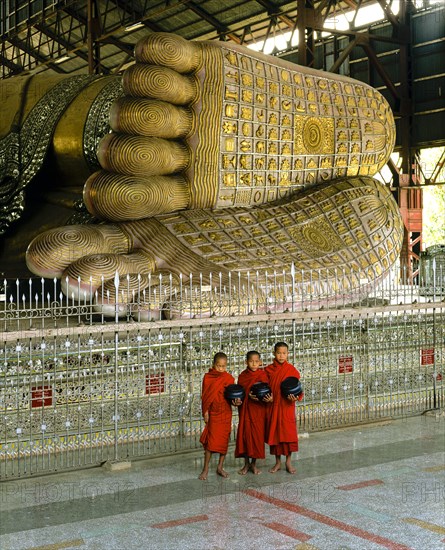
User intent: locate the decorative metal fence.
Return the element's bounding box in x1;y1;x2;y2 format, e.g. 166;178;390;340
1;266;444;479
2;263;444;329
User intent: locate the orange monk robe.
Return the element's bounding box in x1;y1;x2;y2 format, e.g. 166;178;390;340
199;369;235;454
265;359;302;456
235;368;269;459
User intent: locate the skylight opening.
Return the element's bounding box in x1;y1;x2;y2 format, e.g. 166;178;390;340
246;1;403;53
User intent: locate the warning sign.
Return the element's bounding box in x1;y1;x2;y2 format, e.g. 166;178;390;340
421;348;435;366
338;355;353;374
145;372;165;394
31;386;53;408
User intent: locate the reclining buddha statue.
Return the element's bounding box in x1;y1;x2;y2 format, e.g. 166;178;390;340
0;32;403;318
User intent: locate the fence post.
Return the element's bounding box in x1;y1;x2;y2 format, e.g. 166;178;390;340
114;272;120;462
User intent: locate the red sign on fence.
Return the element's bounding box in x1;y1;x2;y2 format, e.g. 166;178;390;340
338;355;353;374
31;386;53;408
145;372;165;395
421;348;435;366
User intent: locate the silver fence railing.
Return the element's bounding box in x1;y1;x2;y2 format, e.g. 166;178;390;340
0;267;444;479
1;263;444;330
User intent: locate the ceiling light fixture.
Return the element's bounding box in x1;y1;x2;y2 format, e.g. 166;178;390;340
125;22;145;32
54;55;71;64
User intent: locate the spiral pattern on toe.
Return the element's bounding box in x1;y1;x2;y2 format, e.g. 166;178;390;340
62;250;157;298
109;98;192;138
97;134;189;176
26;225;130;278
134;32;201;73
122;65;196;105
99;273;151;303
84;172;190;221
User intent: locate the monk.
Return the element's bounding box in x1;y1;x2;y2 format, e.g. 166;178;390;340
265;342;304;474
198;352;240;480
235;350;272;475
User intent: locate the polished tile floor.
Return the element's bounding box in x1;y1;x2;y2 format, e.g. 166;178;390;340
1;413;444;550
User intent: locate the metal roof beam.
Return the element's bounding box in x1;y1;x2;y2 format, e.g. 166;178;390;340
110;0;164;32
343;0;358;9
0;52;23;73
184;1;242;43
33;23;90;63
87;0;101;74
375;0;400;28
63;5;132;63
254;0;295;28
328;37;357;72
7;35;65;73
427;150;445;185
361;41;400;102
306;23;408;45
101;36;134;55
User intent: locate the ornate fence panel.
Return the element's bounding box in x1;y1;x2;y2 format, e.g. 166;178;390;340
1;271;444;479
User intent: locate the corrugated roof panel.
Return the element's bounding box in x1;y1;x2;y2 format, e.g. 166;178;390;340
413;43;445;80
100;49;132;70
163;16;213;37
413;7;445;44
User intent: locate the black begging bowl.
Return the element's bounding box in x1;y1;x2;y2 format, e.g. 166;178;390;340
280;376;303;398
250;382;272;401
224;383;245;402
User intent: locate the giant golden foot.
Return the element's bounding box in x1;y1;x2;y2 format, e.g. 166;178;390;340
26;177;403;317
84;32;395;218
25;33;402;317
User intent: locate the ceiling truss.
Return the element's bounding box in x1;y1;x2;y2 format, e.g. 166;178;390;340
0;0;414;75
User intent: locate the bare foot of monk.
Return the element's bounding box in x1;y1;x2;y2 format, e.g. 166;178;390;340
198;470;208;480
238;465;249;475
269;461;281;473
216;468;229;478
250;464;261;475
285;461;296;474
